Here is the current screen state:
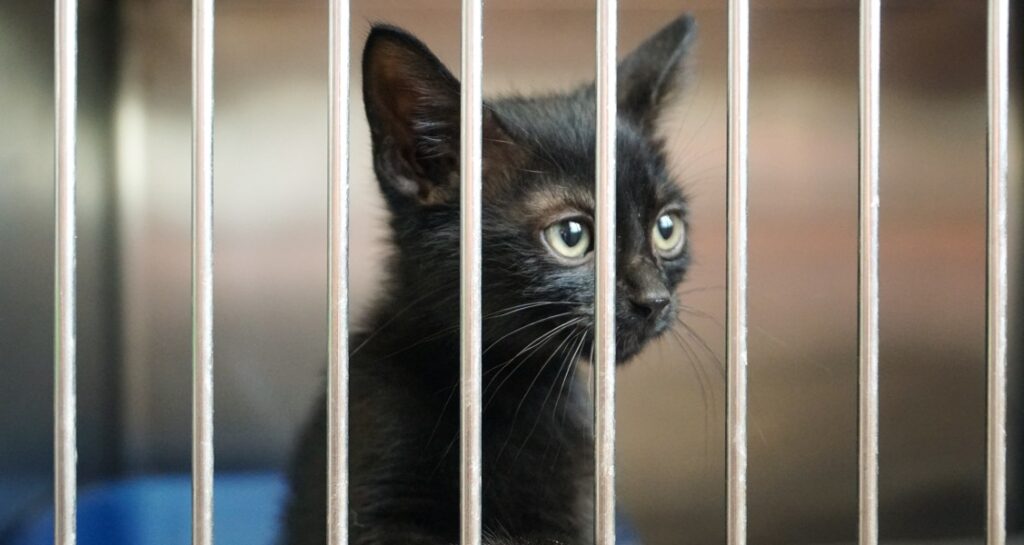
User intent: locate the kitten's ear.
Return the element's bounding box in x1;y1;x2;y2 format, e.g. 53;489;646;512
617;14;696;131
364;25;510;208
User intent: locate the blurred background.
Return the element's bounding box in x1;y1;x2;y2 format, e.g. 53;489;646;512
1;0;1022;543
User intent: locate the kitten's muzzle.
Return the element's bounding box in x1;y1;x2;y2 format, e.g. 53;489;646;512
629;294;669;321
623;259;672;323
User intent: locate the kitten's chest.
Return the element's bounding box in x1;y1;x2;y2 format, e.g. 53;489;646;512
355;348;596;539
475;379;595;539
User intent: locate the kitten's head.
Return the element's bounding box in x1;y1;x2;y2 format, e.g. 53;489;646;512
363;16;694;363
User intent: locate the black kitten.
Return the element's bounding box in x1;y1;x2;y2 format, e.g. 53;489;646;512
283;15;694;545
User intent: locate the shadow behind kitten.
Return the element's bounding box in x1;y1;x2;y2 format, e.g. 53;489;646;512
283;14;695;545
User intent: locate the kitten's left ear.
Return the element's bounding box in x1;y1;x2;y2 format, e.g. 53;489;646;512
362;25;513;209
617;14;696;131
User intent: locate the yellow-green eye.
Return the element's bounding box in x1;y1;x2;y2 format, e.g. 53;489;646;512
652;213;685;257
543;218;592;262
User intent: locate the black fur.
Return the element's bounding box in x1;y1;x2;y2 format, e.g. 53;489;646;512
283;15;695;545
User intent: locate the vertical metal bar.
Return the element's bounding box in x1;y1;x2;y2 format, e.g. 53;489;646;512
986;0;1010;543
460;0;483;543
857;0;881;544
191;1;215;544
54;1;78;544
594;1;617;544
327;0;351;543
726;0;749;544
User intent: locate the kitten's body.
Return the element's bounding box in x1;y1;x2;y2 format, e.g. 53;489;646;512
286;309;594;545
283;16;695;545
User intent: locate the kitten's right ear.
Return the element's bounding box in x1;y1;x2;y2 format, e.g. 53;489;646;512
363;25;462;207
617;14;696;132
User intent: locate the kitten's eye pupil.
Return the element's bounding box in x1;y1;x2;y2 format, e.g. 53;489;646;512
657;215;674;240
561;221;584;247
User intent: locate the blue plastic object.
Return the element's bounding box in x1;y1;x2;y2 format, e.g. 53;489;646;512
7;472;641;545
7;474;287;545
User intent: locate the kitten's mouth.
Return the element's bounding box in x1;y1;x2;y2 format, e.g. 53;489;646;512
578;312;674;364
577;335;653;364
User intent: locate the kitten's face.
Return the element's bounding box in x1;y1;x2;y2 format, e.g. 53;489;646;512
475;96;690;362
363;17;694;363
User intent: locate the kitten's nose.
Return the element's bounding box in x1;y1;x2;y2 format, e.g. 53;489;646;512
630;293;670;320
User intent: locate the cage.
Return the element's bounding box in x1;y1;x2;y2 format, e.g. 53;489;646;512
0;1;1021;544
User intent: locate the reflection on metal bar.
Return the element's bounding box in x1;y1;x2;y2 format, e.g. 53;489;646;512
327;0;351;544
459;0;483;543
191;1;215;544
726;0;749;544
857;0;881;544
986;0;1009;543
594;1;617;544
54;1;78;544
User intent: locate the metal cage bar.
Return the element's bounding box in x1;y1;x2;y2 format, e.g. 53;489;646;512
986;0;1010;543
459;0;484;544
857;0;881;544
191;1;215;544
54;1;79;544
326;1;351;544
594;1;618;544
726;0;750;544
